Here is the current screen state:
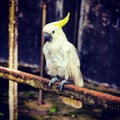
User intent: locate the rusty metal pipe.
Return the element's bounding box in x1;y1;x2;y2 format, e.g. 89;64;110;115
0;66;120;110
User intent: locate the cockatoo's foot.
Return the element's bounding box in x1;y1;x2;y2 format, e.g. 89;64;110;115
59;79;70;91
48;76;59;87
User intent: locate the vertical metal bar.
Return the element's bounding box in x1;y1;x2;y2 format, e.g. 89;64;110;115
8;0;18;120
55;0;63;19
73;0;80;46
38;3;46;105
77;0;86;51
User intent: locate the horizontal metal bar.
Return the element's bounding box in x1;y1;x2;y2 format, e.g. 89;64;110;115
0;66;120;110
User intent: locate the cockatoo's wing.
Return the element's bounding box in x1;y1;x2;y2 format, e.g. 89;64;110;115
62;42;84;87
60;42;84;109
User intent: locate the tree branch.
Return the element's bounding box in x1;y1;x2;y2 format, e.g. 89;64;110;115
0;66;120;110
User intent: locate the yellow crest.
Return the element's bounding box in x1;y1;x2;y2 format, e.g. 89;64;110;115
54;12;70;27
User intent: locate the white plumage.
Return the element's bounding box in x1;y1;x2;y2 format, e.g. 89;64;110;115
43;13;84;108
43;29;83;87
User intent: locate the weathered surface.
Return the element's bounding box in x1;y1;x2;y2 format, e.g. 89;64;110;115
8;0;18;120
0;66;120;110
79;0;120;87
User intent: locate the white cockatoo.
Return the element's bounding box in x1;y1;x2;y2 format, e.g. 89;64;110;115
43;13;84;108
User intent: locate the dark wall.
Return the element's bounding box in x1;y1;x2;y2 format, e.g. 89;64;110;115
80;0;120;87
0;0;42;65
18;0;42;65
0;0;9;59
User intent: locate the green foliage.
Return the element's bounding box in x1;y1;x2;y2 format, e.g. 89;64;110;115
49;106;57;113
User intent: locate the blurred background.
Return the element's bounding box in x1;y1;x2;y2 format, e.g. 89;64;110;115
0;0;120;120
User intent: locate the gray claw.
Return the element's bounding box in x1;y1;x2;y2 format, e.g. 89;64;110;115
48;76;59;87
59;79;69;91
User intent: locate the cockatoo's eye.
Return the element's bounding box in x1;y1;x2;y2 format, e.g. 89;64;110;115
52;30;55;34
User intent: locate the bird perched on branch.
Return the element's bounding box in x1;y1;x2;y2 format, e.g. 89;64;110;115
43;12;84;108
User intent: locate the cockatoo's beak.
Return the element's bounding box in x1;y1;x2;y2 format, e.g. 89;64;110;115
54;12;70;28
44;32;53;42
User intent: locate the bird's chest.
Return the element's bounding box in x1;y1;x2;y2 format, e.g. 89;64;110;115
46;50;66;77
43;42;68;77
47;49;64;66
44;43;66;66
44;42;64;64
